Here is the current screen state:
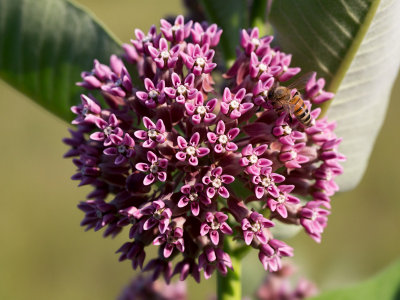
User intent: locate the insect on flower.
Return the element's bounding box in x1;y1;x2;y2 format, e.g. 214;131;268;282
267;73;316;127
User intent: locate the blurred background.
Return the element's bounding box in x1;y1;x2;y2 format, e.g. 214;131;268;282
1;0;399;299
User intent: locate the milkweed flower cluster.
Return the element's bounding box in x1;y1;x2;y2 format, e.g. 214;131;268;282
64;16;344;283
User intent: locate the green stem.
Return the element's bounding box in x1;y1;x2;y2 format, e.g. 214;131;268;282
217;237;242;300
249;0;268;36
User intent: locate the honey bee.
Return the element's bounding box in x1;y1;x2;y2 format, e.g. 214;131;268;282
267;73;314;127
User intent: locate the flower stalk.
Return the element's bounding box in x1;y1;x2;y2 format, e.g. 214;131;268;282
217;237;242;300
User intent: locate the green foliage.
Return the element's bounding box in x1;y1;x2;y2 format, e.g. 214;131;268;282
311;259;400;300
0;0;122;121
200;0;248;67
269;0;400;190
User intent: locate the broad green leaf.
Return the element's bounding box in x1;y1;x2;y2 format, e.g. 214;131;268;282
269;0;400;191
311;259;400;300
200;0;248;66
0;0;123;122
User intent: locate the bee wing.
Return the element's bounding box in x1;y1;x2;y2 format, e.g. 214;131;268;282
287;72;315;91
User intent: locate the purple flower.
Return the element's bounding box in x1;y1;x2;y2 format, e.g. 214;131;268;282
252;167;285;199
153;226;184;258
71;94;101;124
202;166;235;199
89;114;123;146
160;15;192;43
252;78;275;107
136;79;166;108
185;93;217;124
134;117;166;148
191;22;222;47
78;200;116;232
131;25;160;54
181;43;216;75
198;247;233;279
305;72;335;104
279;143;310;169
240;144;272;175
274;52;301;82
200;212;233;245
140;200;172;234
144;258;173;283
272;114;306;145
300;201;330;243
117;241;146;270
207;120;240;153
221;88;253;119
135;151;168;185
241;211;274;245
66;19;345;283
258;239;294;272
178;183;211;216
249;52;281;80
164;73;197;104
103;133;135;165
176;132;210;166
240;27;273;56
267;185;300;218
173;258;200;283
77;59;112;90
100;55;133;97
148;38;180;69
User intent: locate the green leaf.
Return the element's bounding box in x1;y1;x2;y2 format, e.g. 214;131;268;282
269;0;400;191
311;259;400;300
0;0;123;122
200;0;248;67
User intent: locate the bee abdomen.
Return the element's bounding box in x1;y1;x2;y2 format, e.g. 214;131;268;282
292;96;313;127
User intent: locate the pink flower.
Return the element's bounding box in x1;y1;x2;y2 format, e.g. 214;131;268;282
240;27;273;56
89;114;123;146
207;120;240;153
305;72;335;104
136;78;166;108
164;73;197;104
131;25;160;54
252;78;275;107
178;183;211;216
160;15;192;43
191;22;222;47
240;144;272;175
71;94;101;124
198;247;233;279
153;226;185;258
252;167;285;199
241;211;274;245
258;239;294;272
148;37;180;69
202;166;235;199
103;133;135;165
181;43;216;75
300;201;330;243
176;132;210;166
134;117;166;148
221;87;253;119
272;114;306;145
140;200;172;234
279;143;310;169
200;212;233;245
267;185;300;218
135;151;168;185
273;52;301;82
185;93;217;124
249;52;281;80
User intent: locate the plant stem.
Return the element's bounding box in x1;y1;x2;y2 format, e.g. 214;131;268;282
250;0;268;36
217;237;242;300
